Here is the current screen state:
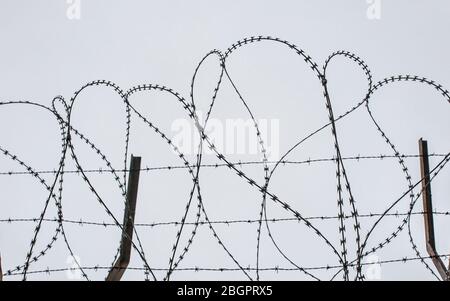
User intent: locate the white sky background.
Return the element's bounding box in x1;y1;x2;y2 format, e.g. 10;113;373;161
0;0;449;281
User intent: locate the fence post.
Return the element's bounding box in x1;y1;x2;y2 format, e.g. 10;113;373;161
418;138;449;281
106;155;141;281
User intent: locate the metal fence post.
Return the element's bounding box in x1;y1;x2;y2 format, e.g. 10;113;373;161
418;138;449;281
106;155;141;281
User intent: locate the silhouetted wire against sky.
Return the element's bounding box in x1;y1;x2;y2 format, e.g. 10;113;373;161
0;1;449;281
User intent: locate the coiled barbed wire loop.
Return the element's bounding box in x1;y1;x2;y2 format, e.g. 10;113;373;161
0;36;448;281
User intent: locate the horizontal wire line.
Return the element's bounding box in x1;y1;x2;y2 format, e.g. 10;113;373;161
0;153;446;176
1;211;448;228
4;253;449;277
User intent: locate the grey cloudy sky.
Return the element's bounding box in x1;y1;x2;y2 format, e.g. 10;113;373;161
0;0;449;281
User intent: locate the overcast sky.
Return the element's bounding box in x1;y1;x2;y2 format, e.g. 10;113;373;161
0;0;449;281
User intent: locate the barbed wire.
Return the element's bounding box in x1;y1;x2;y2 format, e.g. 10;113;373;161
0;153;445;175
0;35;449;281
1;210;449;228
4;253;449;278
